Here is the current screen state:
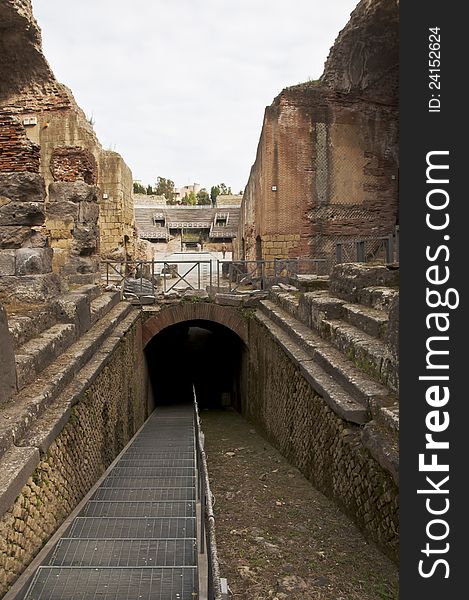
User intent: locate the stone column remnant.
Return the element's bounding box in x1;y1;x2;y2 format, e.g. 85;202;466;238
47;180;100;284
0;172;60;303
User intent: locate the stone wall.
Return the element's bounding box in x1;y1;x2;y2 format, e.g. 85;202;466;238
245;314;398;561
0;172;61;303
98;151;135;258
0;316;148;597
0;0;137;261
0;116;39;174
46;181;100;283
50;146;97;185
238;0;399;264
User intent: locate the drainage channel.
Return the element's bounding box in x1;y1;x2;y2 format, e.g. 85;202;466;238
18;405;200;600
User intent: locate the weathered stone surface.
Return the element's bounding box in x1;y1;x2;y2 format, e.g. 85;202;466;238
0;273;61;303
54;293;91;336
0;249;16;275
182;289;209;300
247;312;398;561
61;255;100;276
48;181;97;204
330;264;399;304
72;225;99;255
78;201;99;223
0;173;46;203
321;0;398;103
0;304;17;403
15;247;53;275
45;200;78;221
215;293;244;307
0;200;45;226
385;294;399;358
0;226;47;249
0;446;40;517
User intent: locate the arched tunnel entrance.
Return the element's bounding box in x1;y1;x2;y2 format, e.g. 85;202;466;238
145;319;246;410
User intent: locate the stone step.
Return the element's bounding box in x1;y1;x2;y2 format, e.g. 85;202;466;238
15;323;77;391
321;319;398;393
6;285;102;350
255;311;369;425
0;302;133;458
18;309;139;456
269;288;301;320
259;300;393;414
90;291;121;324
358;286;398;315
7;305;58;349
361;421;399;485
341;302;388;340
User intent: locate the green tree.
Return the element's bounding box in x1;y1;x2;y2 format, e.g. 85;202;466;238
133;182;146;194
219;183;232;195
146;184;153;195
196;188;210;205
183;191;197;206
155;176;176;201
210;185;220;205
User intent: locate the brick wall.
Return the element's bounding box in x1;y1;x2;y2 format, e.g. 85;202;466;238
50;146;97;185
239;87;398;263
245;315;398;561
0;318;148;596
238;0;399;265
0;115;39;173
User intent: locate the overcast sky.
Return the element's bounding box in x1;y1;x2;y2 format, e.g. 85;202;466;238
33;0;357;193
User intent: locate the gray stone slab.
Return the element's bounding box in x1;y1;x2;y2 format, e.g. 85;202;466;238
0;172;46;203
0;305;17;403
54;293;91;335
15;247;53;275
0;201;45;226
0;445;40;516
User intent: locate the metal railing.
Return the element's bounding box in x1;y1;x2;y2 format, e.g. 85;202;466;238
193;388;228;600
103;259;213;299
102;257;332;302
335;234;398;265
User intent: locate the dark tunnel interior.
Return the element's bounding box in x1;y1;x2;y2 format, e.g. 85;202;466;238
145;320;245;410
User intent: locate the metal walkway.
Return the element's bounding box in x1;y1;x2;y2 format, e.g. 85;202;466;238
22;405;199;600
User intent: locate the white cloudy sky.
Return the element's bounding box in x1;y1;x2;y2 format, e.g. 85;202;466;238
33;0;357;193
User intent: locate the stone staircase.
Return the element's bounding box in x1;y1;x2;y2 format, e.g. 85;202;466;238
0;285;135;515
257;264;399;483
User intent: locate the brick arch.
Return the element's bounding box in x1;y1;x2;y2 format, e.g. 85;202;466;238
142;303;248;348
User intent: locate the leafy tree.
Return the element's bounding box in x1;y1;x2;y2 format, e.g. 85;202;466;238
196;188;211;205
133;182;146;194
210;185;220;205
146;184;153;195
219;183;232;195
183;191;197;206
155;176;176;201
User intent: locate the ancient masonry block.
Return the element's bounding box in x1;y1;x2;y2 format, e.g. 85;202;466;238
47;181;100;283
0;172;60;302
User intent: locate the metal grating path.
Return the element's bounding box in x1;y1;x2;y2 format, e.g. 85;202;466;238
22;405;199;599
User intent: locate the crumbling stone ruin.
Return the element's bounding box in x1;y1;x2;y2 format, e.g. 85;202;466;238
0;1;400;596
238;0;398;265
0;0;137;264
